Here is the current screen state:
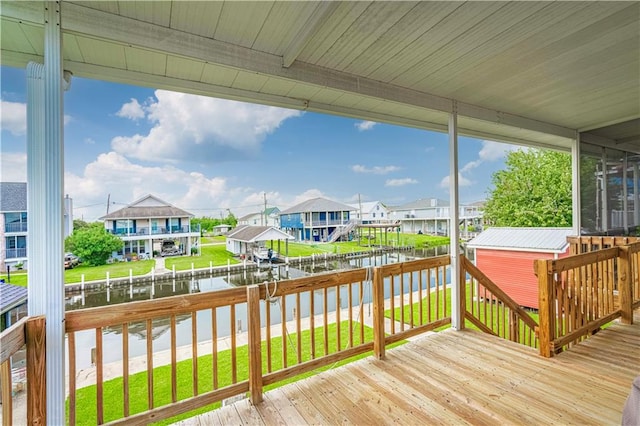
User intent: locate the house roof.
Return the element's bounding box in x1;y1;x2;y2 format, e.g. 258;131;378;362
213;224;232;229
351;201;386;214
280;197;354;215
0;182;27;212
100;194;193;220
0;281;28;315
226;225;293;243
467;227;574;253
264;207;280;216
238;212;260;221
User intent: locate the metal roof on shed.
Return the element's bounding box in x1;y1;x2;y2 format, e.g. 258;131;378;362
0;281;28;315
226;226;293;243
467;227;574;253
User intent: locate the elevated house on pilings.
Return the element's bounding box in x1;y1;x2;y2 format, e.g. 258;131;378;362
1;2;638;425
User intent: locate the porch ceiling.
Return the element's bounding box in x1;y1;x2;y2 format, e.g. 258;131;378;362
1;1;639;151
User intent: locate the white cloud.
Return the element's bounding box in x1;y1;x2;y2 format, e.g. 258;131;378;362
1;100;71;136
439;173;473;188
0;152;27;181
385;178;418;187
84;138;96;145
461;140;514;173
351;164;400;175
1;100;27;136
355;120;376;131
291;189;326;206
116;98;146;120
65;152;231;221
111;90;302;163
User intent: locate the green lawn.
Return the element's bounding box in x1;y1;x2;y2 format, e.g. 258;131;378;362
0;271;28;287
70;321;404;425
201;236;225;244
164;244;239;271
385;233;449;248
386;284;540;346
1;261;157;287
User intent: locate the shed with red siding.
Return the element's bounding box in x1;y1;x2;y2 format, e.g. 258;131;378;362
466;227;574;310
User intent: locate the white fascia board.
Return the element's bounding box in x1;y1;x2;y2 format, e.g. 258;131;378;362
282;2;339;68
470;245;568;254
10;1;575;141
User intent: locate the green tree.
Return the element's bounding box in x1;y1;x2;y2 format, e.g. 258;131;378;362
484;149;572;227
65;222;123;266
73;219;90;231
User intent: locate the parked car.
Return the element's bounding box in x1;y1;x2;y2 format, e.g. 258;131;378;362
160;240;180;257
64;253;79;269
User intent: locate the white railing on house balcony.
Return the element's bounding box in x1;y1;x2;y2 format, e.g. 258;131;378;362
4;248;27;259
4;223;27;233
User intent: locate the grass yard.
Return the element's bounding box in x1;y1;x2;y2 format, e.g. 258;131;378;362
201;236;225;244
70;321;405;425
164;244;239;271
386;233;450;248
0;271;28;287
385;284;540;345
1;261;157;287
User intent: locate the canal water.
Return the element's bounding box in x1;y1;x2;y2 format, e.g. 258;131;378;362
67;246;453;370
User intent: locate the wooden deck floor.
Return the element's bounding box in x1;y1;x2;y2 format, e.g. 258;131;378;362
175;312;640;425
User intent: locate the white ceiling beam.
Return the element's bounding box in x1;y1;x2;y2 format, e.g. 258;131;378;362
281;2;339;68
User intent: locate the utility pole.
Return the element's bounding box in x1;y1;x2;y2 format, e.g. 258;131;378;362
106;193;111;215
263;192;267;226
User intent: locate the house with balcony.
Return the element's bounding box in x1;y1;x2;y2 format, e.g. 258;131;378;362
279;197;354;242
389;197;483;237
0;182;73;271
100;194;199;258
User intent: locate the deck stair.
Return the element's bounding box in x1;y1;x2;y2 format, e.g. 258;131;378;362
327;219;359;243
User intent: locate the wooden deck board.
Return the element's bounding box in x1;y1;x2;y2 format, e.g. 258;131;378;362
174;313;640;425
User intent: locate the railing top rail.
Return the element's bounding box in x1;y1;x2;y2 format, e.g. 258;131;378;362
377;255;450;276
624;241;640;254
461;256;538;331
545;246;620;273
65;287;247;332
0;316;28;364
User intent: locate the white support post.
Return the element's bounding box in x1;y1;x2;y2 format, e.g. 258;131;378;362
634;164;639;227
602;148;608;233
623;153;629;233
25;2;68;422
448;102;462;330
572;133;581;235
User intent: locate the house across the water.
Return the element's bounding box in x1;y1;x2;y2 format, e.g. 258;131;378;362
279;197;354;242
100;194;200;259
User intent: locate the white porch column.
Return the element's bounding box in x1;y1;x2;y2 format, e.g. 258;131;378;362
448;103;462;330
602;149;608;233
28;2;67;423
572;133;581;235
634;164;639;227
623;153;629;233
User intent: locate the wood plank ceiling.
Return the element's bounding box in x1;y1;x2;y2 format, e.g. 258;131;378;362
1;1;638;152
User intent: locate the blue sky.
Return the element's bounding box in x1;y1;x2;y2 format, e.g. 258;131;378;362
1;65;516;221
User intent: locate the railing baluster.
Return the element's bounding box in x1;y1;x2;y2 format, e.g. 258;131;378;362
348;283;354;348
296;292;302;363
122;323;130;416
146;319;154;410
409;271;414;328
96;327;104;424
281;292;288;368
323;287;328;356
359;282;364;344
1;359;11;426
389;275;395;334
191;312;198;396
266;293;272;373
310;290;316;358
435;266;440;320
443;265;447;318
418;269;424;326
68;331;76;426
170;316;177;402
399;272;405;331
336;284;341;352
211;308;218;390
426;269;432;323
230;304;237;383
